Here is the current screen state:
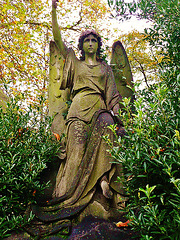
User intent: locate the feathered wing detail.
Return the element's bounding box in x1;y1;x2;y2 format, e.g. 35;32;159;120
111;41;134;99
49;41;70;158
49;40;70;116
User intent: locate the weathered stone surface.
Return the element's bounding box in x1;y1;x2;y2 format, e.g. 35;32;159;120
49;41;70;118
111;41;134;99
49;41;70;159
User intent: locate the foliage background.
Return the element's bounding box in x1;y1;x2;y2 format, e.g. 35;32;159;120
0;97;61;238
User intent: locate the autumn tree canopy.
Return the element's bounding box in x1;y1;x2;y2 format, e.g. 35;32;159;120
0;0;112;104
1;0;50;104
1;0;162;106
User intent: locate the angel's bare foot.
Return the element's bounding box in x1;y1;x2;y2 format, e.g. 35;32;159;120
100;179;113;199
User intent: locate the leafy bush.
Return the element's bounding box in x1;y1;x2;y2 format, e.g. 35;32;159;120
106;70;180;239
106;1;180;239
0;97;60;239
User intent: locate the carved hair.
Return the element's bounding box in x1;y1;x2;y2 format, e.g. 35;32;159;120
78;29;102;61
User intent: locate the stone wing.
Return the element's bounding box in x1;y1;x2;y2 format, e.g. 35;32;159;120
49;41;70;141
110;41;134;99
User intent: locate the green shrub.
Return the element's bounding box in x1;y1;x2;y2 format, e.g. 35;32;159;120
106;1;180;239
106;69;180;239
0;97;60;239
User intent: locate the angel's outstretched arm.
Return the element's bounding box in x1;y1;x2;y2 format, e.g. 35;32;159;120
52;0;68;58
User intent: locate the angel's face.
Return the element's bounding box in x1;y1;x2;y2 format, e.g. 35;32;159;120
83;34;98;55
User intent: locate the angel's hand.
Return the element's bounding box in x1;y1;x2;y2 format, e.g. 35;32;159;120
52;0;59;9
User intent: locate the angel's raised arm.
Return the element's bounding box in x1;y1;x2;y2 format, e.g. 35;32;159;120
52;0;68;58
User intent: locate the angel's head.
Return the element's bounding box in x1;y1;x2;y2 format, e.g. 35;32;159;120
78;29;102;61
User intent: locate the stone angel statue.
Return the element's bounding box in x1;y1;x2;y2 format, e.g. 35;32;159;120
25;0;134;237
